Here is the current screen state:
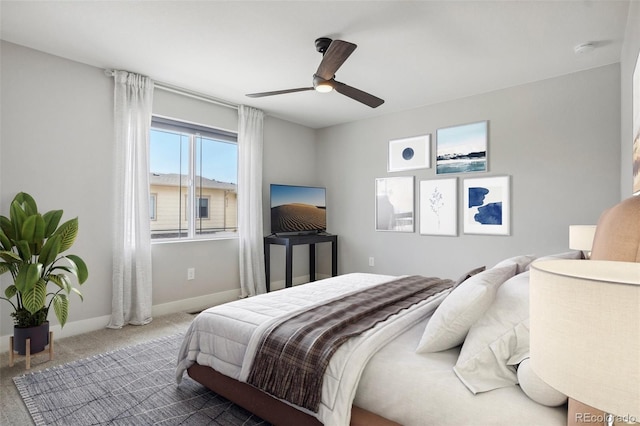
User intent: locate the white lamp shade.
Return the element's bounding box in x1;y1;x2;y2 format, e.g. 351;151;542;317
569;225;597;251
530;259;640;419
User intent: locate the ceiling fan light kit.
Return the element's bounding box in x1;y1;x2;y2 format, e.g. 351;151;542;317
313;75;334;93
246;37;384;108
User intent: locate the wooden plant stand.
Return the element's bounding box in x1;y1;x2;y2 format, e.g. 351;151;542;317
9;331;54;370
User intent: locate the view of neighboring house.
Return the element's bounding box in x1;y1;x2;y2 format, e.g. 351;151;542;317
150;173;237;239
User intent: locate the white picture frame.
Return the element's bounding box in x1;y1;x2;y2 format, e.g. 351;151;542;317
388;134;431;172
463;175;510;235
436;121;488;174
419;178;457;236
633;50;640;194
375;176;415;232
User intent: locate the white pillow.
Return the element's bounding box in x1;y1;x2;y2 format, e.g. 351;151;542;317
493;254;537;274
453;271;531;393
525;250;583;271
517;358;567;407
415;264;517;353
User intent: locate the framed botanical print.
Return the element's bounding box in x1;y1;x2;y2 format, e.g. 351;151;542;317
419;178;457;236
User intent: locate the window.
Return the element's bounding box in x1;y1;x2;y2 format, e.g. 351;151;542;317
149;117;238;240
196;197;210;219
150;193;157;221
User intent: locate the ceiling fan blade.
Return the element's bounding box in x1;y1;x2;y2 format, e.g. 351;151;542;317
316;40;357;80
333;80;384;108
246;87;314;98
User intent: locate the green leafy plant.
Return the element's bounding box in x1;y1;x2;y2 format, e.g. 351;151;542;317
0;192;88;328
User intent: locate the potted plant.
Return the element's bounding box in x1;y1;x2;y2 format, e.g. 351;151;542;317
0;192;88;355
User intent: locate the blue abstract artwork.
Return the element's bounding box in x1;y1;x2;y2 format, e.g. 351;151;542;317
468;187;502;225
464;176;510;235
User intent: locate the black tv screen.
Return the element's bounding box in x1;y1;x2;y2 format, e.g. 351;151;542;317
270;184;326;234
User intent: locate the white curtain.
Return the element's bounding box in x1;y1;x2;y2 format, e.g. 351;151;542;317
107;70;154;329
238;105;267;297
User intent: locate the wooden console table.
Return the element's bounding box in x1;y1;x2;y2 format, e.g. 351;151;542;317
264;233;338;292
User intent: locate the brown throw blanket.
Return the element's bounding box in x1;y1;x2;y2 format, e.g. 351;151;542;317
246;275;453;412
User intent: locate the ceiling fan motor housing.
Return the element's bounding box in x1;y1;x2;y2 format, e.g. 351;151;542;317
315;37;333;54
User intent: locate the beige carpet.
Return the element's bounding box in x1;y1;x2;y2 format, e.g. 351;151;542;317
0;312;194;426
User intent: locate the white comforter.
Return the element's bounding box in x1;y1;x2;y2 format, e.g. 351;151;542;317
176;272;450;425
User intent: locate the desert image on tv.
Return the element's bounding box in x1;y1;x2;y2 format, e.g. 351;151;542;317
271;203;326;233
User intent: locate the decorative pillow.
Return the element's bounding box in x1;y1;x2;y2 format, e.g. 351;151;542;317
493;254;537;274
453;265;486;288
453;271;531;393
517;358;567;407
415;264;517;353
525;250;583;270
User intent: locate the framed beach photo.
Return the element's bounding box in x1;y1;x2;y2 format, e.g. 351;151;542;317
463;176;510;235
388;134;431;172
375;176;415;232
436;121;488;174
419;178;457;236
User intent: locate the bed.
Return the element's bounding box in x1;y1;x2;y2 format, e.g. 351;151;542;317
176;196;640;426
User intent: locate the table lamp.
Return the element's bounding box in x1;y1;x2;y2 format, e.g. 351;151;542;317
530;259;640;426
569;225;597;258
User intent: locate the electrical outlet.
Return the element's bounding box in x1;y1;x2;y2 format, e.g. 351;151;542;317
368;257;375;267
187;268;195;280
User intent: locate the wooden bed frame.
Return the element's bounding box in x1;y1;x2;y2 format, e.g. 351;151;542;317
185;196;640;426
187;363;400;426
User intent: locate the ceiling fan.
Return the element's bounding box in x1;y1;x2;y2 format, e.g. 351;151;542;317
246;37;384;108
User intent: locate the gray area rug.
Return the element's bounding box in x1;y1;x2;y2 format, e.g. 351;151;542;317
13;334;270;425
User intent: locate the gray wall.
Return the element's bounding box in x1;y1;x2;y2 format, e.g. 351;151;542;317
1;42;115;337
316;64;621;280
0;42;318;339
0;32;630;340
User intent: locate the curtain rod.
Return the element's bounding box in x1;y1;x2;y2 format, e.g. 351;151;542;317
104;69;239;111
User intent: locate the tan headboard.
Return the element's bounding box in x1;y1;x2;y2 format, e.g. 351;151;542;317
590;195;640;262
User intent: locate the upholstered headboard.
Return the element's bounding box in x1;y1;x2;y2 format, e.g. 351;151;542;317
590;195;640;262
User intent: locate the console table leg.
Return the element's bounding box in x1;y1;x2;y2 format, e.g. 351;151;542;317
332;239;338;276
285;242;293;288
264;239;271;292
309;244;316;282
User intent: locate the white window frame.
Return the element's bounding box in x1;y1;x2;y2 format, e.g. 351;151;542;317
150;116;238;241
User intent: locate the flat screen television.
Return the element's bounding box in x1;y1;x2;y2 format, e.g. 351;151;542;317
270;184;326;235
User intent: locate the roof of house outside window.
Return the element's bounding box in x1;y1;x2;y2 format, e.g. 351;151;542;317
150;173;237;192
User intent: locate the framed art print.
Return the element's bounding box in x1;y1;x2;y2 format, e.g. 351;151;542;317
388;134;431;172
633;50;640;194
436;121;488;174
419;178;457;236
463;176;510;235
375;176;414;232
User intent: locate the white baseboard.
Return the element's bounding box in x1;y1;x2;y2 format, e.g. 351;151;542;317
0;289;241;353
151;289;241;316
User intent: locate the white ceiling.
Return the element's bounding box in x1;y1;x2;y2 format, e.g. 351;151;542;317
0;1;631;129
